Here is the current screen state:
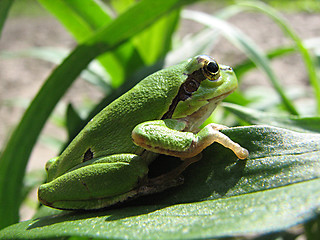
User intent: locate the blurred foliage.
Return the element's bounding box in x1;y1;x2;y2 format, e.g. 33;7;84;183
264;0;320;12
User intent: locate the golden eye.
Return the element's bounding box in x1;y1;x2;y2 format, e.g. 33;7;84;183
203;60;220;81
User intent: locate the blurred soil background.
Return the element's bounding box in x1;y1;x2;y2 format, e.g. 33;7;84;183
0;0;319;221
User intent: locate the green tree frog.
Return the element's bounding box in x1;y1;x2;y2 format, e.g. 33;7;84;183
38;55;249;210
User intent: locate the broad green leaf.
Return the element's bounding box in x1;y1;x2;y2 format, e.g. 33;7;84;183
0;0;13;38
182;9;299;115
0;0;195;229
224;103;320;133
2;180;319;239
0;126;319;239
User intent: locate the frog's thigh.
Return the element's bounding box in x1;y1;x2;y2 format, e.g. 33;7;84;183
132;119;199;158
38;154;148;210
194;123;249;159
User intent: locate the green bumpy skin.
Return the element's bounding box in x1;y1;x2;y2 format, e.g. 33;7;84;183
45;62;190;183
132;119;193;155
38;154;148;210
39;61;192;210
38;55;249;210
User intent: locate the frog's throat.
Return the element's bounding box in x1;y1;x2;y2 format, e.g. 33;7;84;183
181;88;236;132
208;88;236;103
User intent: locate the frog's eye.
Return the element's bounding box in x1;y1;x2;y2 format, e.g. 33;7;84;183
203;60;220;81
207;61;219;73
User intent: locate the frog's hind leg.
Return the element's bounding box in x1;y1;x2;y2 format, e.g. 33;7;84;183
151;154;201;183
137;155;201;196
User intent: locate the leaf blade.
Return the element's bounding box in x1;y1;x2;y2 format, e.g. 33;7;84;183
224;103;320;133
0;0;193;229
0;126;319;239
38;0;112;42
0;0;13;38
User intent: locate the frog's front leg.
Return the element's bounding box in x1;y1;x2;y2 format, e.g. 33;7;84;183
194;123;249;159
132;119;249;160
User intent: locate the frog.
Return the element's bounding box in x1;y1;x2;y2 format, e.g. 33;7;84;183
38;55;249;210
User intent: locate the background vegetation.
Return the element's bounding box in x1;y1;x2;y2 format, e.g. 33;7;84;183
0;0;319;239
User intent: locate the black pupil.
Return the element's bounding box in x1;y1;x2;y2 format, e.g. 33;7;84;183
207;61;219;73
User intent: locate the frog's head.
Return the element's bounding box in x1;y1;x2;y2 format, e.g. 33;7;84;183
169;55;238;129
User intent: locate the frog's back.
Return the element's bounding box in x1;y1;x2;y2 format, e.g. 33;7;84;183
51;63;188;178
87;64;187;155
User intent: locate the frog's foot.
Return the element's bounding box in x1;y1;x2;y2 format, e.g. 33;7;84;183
208;123;229;131
136;175;184;197
153;154;201;183
190;123;249;160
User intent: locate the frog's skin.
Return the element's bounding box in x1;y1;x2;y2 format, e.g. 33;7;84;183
38;55;249;210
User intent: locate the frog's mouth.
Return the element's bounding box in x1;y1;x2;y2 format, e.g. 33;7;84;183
181;88;236;131
208;88;236;102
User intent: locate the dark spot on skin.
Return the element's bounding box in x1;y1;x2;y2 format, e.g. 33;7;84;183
80;179;91;194
83;148;93;162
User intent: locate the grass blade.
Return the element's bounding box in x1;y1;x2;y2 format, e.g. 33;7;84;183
38;0;132;86
234;45;295;79
0;0;194;229
224;103;320;133
39;0;112;42
183;10;299;115
237;1;320;114
0;0;13;38
133;10;180;65
1;47;111;92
